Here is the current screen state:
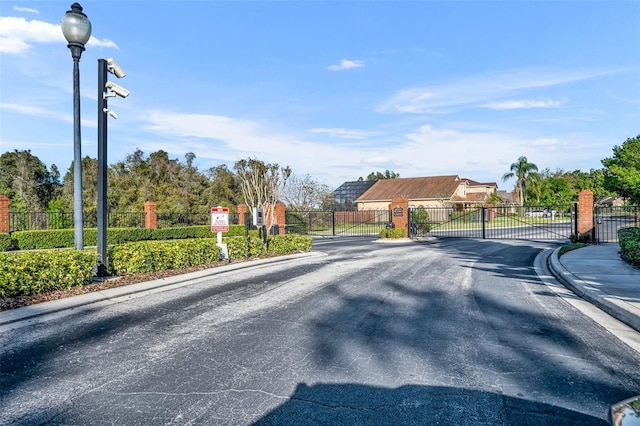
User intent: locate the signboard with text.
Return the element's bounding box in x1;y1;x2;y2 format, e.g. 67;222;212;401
211;207;229;232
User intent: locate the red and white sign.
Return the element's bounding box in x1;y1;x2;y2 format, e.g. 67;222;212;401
211;207;229;232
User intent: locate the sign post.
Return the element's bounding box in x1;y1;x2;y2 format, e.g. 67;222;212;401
211;206;229;260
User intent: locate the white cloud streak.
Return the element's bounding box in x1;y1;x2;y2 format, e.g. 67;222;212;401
310;128;374;139
376;68;616;114
13;6;39;14
480;99;566;110
327;59;365;71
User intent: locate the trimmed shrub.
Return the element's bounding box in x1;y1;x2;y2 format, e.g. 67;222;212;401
0;233;13;251
0;250;95;298
8;224;255;251
267;234;313;254
619;227;640;267
108;239;222;275
225;236;267;258
379;228;406;239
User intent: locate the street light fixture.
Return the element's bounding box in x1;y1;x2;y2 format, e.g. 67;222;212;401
97;57;129;276
61;2;91;250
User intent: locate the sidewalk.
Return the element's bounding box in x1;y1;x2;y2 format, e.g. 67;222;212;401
549;243;640;333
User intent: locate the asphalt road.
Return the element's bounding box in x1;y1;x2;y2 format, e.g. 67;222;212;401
2;238;639;425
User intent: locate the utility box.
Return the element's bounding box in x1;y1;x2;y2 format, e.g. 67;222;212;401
253;208;264;227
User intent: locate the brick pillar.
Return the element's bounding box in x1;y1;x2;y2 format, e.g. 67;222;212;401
274;202;286;235
485;204;495;222
144;201;157;229
578;190;594;239
0;195;9;233
237;204;248;226
389;198;409;237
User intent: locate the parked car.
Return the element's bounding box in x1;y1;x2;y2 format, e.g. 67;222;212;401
525;209;555;218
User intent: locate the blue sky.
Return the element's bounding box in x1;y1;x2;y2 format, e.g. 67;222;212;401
1;1;639;190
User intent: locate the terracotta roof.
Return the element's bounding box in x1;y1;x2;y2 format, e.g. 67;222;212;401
451;193;489;203
463;178;497;187
357;175;461;201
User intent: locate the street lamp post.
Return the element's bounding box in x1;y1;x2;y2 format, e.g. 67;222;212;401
61;3;91;250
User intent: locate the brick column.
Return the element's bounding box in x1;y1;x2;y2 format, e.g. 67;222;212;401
389;198;409;237
274;202;287;235
144;201;157;229
237;204;248;226
0;195;9;234
578;190;594;239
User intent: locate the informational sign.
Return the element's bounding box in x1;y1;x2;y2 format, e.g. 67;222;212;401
393;207;404;217
211;206;229;232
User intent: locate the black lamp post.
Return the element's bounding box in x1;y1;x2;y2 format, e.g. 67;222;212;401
61;3;91;250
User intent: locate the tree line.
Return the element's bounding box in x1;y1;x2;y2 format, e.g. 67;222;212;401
1;134;638;213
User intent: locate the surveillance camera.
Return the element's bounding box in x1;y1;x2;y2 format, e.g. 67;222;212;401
103;108;119;119
105;81;130;98
106;58;126;78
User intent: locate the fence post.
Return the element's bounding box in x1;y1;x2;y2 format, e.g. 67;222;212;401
332;210;336;236
0;195;9;233
144;201;157;229
578;190;594;242
389;198;409;237
274;202;286;235
237;204;247;226
481;207;486;239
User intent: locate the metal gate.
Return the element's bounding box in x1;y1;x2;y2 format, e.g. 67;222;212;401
286;210;391;237
409;205;576;241
593;205;639;243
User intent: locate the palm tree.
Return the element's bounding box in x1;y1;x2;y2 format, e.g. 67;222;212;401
502;156;539;206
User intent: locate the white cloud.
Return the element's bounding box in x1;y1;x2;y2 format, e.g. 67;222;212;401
0;102;72;123
13;6;39;14
310;128;373;139
327;59;365;71
0;16;118;54
361;156;390;165
376;68;616;114
481;99;566;110
530;137;559;149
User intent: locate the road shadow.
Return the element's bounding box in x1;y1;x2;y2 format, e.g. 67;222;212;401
253;382;607;425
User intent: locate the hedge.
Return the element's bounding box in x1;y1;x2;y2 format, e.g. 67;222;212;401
619;227;640;267
0;233;12;251
7;225;256;251
379;228;406;239
0;250;95;298
1;234;313;299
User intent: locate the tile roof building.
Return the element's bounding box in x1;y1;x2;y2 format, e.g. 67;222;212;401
354;175;497;210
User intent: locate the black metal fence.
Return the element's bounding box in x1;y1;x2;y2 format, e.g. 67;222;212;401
8;210;240;232
286;210;390;237
409;205;576;240
594;205;640;243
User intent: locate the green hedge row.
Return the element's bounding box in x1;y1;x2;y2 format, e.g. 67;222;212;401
619;227;640;267
0;234;313;299
0;250;95;298
4;225;255;251
0;233;11;251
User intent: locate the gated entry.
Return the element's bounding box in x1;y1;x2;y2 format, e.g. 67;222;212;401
593;205;640;243
286;210;391;237
409;205;576;241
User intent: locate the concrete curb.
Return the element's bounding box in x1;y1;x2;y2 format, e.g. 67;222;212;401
548;247;640;333
0;251;323;327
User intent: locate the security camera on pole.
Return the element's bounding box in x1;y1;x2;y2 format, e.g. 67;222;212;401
96;57;129;276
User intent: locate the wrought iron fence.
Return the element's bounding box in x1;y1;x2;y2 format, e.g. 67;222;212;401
594;205;640;243
7;210;242;232
409;205;576;240
286;210;391;237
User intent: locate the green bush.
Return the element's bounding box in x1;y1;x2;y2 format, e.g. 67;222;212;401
108;239;222;275
0;250;95;298
379;228;406;239
7;224;254;251
225;236;267;258
619;227;640;267
0;233;13;251
267;234;313;254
